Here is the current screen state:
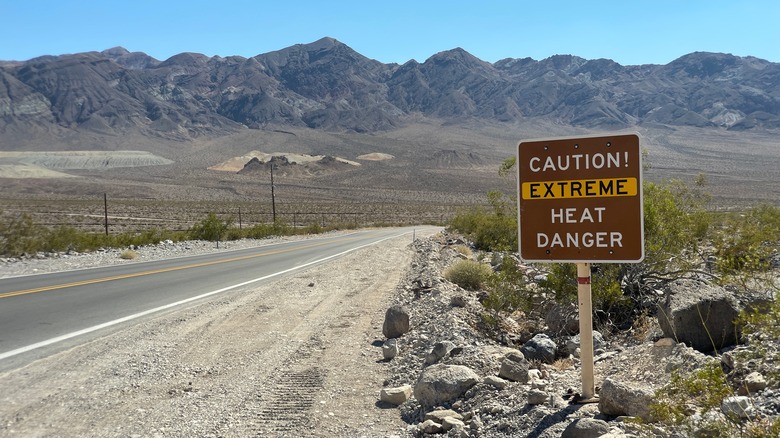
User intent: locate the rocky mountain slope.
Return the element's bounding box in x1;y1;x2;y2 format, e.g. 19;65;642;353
2;37;779;142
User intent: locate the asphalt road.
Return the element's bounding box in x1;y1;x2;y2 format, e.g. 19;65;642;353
0;227;425;371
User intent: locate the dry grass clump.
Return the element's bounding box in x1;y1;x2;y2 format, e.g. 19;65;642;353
444;259;493;291
453;244;472;257
119;249;138;260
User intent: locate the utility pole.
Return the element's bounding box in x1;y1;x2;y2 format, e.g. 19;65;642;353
270;164;277;223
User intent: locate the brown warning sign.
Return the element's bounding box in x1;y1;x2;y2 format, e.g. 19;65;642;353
517;133;644;262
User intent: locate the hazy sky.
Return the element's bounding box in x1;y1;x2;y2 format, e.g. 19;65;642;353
3;0;778;66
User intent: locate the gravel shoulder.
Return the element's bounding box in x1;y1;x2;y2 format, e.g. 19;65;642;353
0;231;436;437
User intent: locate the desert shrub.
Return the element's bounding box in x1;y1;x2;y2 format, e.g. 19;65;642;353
449;207;517;252
120;249;138;260
302;223;323;234
734;299;780;385
43;226;86;251
646;298;780;436
620;180;712;294
243;221;292;239
483;256;535;314
444;259;493;291
714;205;780;276
0;213;46;256
189;213;232;242
453;245;472;257
538;263;632;326
450;189;518;252
646;361;780;437
651;362;732;425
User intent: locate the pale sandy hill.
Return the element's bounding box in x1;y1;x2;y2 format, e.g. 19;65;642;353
209;151;360;172
356;152;394;161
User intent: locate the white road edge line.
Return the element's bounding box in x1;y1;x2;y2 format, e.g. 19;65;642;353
0;230;411;362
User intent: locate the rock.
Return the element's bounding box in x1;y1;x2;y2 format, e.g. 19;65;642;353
383;305;410;338
657;279;740;352
546;303;579;335
414;364;480;407
722;396;755;419
520;333;557;364
566;331;606;357
652;337;677;359
561;418;611;438
739;371;767;396
424;341;456;366
527;389;548;405
451;295;468;307
598;378;654;421
483;375;509;389
382;338;399;359
424;409;463;423
498;352;529;383
470;415;483;432
419;419;442;434
441;417;465;431
380;384;412;406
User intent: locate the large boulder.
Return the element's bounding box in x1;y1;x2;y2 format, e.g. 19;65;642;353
520;333;557;363
598;378;654;421
657;279;740;352
414;364;480;407
383;305;410;339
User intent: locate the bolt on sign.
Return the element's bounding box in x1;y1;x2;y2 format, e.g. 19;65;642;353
516;134;644;263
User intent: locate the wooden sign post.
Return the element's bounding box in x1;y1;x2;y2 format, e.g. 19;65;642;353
517;134;644;402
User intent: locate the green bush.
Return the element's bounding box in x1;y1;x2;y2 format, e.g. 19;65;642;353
538;263;632;326
483;256;533;314
189;213;232;242
714;205;780;276
651;362;731;423
0;213;45;256
444;259;493;291
449;207;517;252
647;358;780;436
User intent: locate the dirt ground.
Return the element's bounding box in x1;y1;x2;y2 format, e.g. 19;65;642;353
0;232;434;437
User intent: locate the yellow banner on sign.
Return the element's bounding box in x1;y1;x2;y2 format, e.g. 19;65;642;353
521;177;638;200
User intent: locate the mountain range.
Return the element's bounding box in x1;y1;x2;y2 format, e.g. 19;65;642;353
2;36;779;141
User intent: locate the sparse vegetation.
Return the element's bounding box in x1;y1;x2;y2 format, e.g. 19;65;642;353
444;259;493;291
0;207;413;259
445;156;780;434
189;213;232;242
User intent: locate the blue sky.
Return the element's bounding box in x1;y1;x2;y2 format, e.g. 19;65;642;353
3;0;778;66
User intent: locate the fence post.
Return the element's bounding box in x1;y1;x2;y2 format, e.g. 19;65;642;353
104;193;109;236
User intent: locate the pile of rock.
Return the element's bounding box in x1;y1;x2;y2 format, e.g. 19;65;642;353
375;234;779;437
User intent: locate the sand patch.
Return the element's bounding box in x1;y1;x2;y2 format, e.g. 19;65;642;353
356;152;394;161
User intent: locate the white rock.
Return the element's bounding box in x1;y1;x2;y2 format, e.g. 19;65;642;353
380;384;412;406
382;338;399;359
722;396;755;419
419;419;442;434
483;375;509;389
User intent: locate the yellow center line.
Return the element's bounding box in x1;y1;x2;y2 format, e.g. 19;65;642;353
0;233;376;299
